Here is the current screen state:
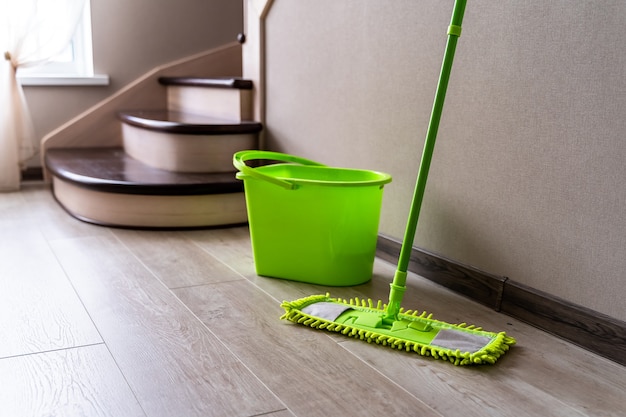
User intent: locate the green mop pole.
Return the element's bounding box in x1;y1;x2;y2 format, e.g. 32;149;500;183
385;0;467;320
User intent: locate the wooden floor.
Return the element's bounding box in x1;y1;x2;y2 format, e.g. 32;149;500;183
2;182;624;417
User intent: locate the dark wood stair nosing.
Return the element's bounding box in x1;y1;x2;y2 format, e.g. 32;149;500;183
117;110;263;135
45;148;244;196
158;76;253;90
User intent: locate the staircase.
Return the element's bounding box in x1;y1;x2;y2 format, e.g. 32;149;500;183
45;76;261;229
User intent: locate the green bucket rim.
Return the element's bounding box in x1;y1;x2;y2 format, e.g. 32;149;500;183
234;150;392;190
236;164;392;188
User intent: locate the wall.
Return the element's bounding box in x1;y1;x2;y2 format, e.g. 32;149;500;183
258;0;626;321
23;0;243;166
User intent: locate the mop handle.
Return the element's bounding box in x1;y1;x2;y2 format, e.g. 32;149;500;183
386;0;467;318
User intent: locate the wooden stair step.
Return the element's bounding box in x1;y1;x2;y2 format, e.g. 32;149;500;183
45;148;247;229
158;76;253;90
158;77;254;121
118;110;262;135
118;111;261;173
46;148;242;195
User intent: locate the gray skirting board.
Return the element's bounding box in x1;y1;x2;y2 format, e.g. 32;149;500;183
376;234;626;366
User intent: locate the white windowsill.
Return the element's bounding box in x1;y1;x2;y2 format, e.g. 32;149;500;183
18;74;110;86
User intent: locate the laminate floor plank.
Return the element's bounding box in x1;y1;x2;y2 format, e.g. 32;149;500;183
0;344;146;417
183;227;257;277
174;279;442;417
0;188;28;222
0;221;102;359
184;227;336;302
112;229;243;289
49;235;284;417
260;410;296;417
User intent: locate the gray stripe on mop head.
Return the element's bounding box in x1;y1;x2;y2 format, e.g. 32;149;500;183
301;302;352;321
431;329;492;353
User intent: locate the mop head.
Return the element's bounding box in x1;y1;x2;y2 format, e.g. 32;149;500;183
281;294;515;366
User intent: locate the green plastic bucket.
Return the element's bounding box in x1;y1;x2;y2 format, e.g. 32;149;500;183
233;150;392;286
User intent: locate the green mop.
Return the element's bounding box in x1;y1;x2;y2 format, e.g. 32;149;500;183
281;0;515;366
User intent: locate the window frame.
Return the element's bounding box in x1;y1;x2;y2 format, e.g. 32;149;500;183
17;1;109;86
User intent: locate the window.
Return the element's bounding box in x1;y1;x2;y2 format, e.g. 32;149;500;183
17;1;108;86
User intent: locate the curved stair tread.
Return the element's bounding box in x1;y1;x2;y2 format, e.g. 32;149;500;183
46;148;243;196
118;110;262;135
158;76;253;89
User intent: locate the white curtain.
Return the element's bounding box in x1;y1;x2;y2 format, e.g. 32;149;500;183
1;0;86;191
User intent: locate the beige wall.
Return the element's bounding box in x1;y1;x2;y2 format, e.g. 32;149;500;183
23;0;242;165
258;0;626;321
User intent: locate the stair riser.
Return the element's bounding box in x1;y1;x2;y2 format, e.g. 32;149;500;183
122;124;257;173
167;86;252;121
53;178;248;228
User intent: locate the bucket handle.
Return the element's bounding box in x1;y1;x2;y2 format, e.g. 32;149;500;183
233;150;326;190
